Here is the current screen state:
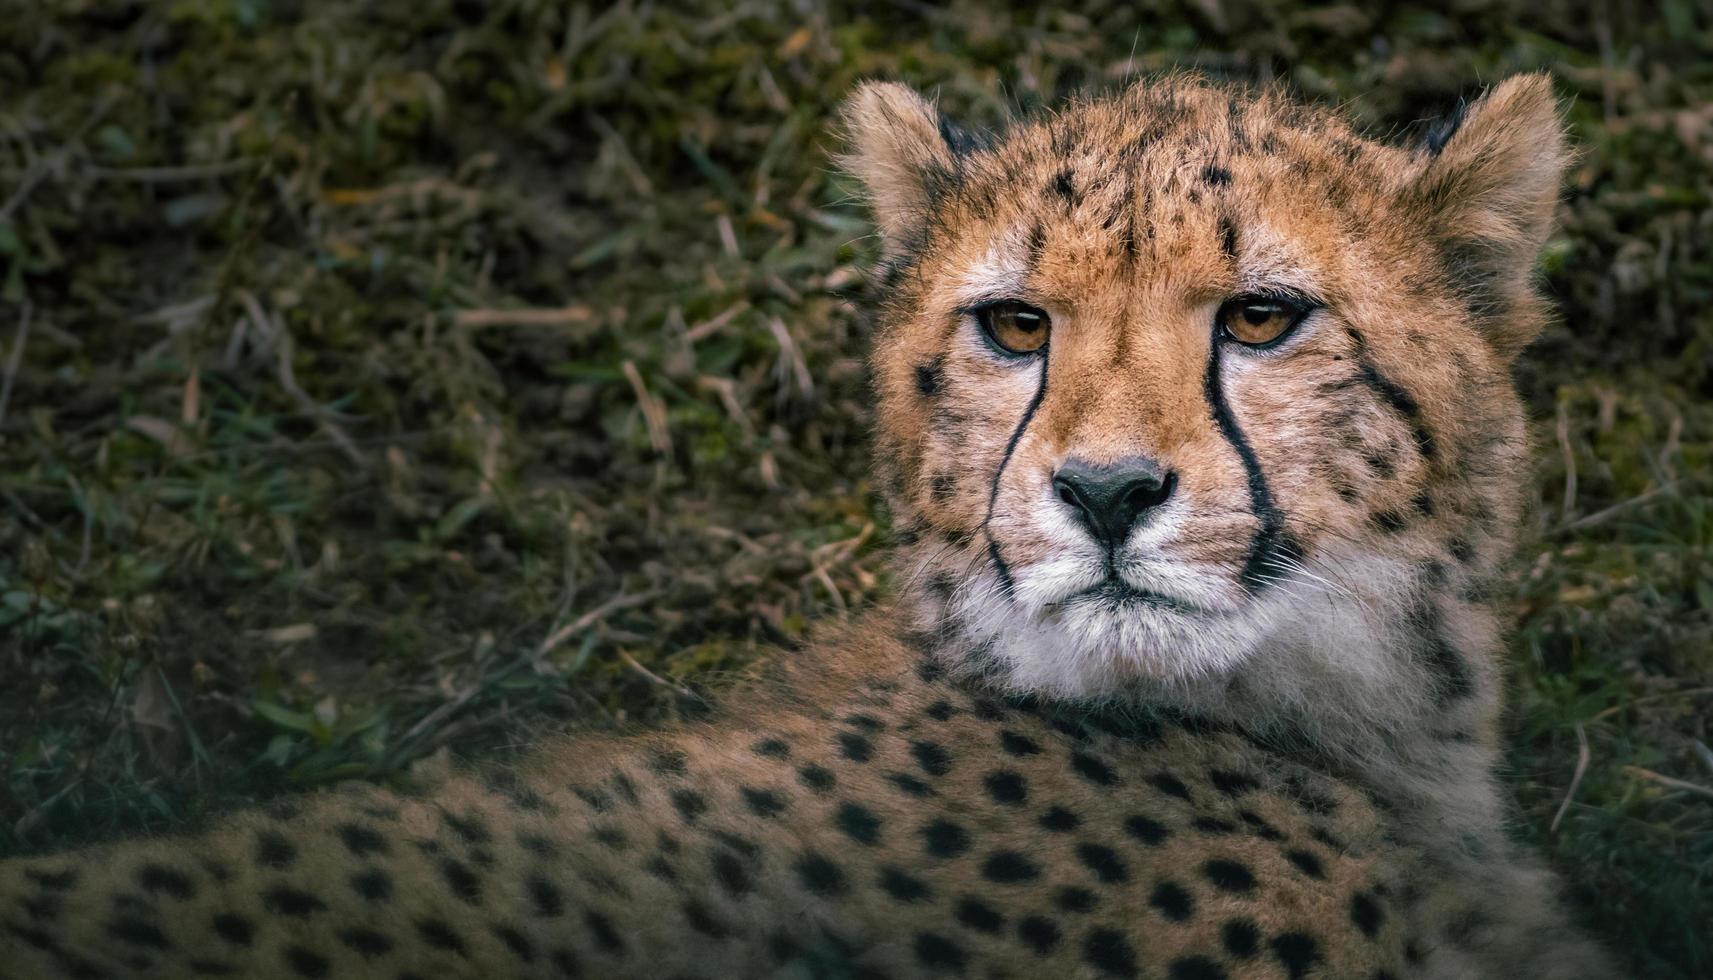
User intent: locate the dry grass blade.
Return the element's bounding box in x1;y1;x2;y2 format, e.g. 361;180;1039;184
0;299;32;430
622;359;673;454
1551;722;1591;835
1621;766;1713;801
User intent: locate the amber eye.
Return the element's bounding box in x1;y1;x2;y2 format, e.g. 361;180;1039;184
1217;296;1312;347
974;300;1051;356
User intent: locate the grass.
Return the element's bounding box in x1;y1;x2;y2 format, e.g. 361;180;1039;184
0;1;1709;975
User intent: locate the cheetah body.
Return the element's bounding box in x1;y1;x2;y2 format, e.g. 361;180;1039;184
2;76;1618;979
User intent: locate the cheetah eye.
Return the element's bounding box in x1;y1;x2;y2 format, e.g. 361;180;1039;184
974;300;1051;356
1216;295;1313;348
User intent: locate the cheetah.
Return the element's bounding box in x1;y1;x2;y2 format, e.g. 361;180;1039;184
1;75;1618;979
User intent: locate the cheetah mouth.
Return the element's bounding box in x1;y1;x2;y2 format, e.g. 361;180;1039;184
1063;578;1202;615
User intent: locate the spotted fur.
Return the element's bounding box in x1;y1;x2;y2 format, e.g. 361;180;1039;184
0;77;1614;979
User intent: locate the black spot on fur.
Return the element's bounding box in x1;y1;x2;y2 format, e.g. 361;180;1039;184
835;732;873;765
1076;843;1129;883
1149;880;1194;921
836;802;883;845
1209;769;1258;796
888;772;936;797
682;899;728;939
491;924;533;962
264;886;328;918
254;829;296;869
922;820;970;859
911;740;952;776
880;867;932;902
1219;216;1239;260
1057;885;1097;913
1171;956;1229;980
1000;731;1040;756
442;811;491;845
336;823;388;857
741;786;787;818
1351;891;1386;937
583;910;625;953
1124;814;1170;846
350;869;392;903
799;764;836;793
712;849;753;896
338;928;394;957
1203;859;1257;893
795;852;848;897
284;946;330;978
1203;164;1231;187
1051;168;1079;205
1270;932;1321;980
982;850;1040;883
752;738;790;758
1039;806;1080;832
107;917;171;949
1358;362;1437;460
1222;918;1261;958
1238;810;1284;841
212;914;254;946
439;858;482;903
24;869;78;891
1148;773;1191;800
1192;816;1237;835
1019;915;1061;955
1285;849;1326;879
956;896;1005;932
1084;928;1139;977
526;875;563;916
649;749;689;777
670;789;707;823
924;700;957;721
915;360;943;397
983;770;1027;805
913;931;966;972
136;864;196;901
1071;751;1117;786
1418;611;1477;704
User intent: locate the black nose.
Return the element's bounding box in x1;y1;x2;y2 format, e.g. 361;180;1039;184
1052;456;1176;548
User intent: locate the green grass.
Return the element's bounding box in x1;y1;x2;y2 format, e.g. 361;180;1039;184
1;1;1709;975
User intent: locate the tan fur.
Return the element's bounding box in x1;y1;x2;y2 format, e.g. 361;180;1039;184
0;77;1615;980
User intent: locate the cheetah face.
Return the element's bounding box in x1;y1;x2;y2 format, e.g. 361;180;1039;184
845;76;1567;698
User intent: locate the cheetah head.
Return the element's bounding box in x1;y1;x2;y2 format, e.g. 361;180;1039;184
845;76;1569;704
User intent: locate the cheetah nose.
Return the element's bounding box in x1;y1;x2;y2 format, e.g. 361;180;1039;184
1052;456;1176;549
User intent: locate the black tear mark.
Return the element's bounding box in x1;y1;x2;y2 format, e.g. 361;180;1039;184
1423;98;1468;156
1356;362;1437;461
1202;163;1231;187
1219;216;1239;261
981;357;1050;600
1204;342;1296;593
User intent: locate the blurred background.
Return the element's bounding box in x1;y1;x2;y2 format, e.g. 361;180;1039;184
0;1;1708;975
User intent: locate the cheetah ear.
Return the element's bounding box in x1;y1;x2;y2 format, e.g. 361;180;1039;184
839;82;965;258
1410;73;1572;358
